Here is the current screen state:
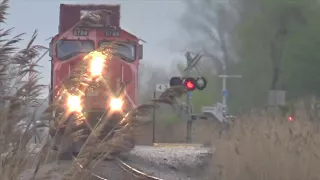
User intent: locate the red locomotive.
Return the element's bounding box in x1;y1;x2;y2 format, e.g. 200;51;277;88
49;4;142;114
48;4;143;153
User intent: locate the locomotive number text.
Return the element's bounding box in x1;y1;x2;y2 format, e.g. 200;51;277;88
73;29;89;36
105;30;120;37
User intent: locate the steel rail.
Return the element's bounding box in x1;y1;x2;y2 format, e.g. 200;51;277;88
115;157;163;180
72;155;163;180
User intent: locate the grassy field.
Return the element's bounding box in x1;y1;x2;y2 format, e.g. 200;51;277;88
142;104;320;180
211;107;320;180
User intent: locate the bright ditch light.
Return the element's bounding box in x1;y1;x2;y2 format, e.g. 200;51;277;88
109;98;123;111
67;95;82;112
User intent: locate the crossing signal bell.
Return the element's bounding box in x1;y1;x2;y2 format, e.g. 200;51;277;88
169;76;207;91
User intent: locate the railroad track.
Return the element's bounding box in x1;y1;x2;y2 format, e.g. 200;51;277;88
115;157;163;180
72;155;163;180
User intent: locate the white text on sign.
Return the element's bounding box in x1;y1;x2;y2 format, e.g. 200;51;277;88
155;84;170;92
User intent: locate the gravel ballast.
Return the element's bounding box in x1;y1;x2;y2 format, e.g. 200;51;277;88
18;145;214;180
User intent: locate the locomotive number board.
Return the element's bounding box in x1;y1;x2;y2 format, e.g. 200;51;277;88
73;29;89;36
105;29;120;37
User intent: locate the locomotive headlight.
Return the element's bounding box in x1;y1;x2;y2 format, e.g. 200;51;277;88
109;98;123;111
89;55;104;77
67;95;82;112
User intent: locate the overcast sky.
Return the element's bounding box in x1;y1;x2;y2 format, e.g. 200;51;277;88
6;0;188;96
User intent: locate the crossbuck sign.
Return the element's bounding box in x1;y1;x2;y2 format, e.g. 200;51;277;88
155;84;170;92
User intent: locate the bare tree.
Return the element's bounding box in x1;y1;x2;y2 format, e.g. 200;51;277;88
179;0;239;75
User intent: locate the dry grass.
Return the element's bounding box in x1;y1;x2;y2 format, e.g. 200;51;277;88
211;105;320;180
0;0;49;179
135;104;320;180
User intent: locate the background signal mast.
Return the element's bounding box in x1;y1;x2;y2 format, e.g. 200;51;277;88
169;51;207;143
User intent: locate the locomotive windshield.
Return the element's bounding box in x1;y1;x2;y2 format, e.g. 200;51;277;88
99;41;136;62
56;40;94;60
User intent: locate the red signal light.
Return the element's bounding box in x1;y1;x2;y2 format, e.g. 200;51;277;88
288;116;294;122
184;78;196;91
186;81;195;89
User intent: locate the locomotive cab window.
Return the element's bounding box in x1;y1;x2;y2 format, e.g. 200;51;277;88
99;41;136;62
56;40;94;60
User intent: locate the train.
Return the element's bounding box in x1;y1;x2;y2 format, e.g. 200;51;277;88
48;4;143;154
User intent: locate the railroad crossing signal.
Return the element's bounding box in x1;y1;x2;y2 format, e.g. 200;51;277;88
169;76;207;91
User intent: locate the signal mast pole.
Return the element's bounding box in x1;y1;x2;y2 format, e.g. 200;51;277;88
186;55;192;143
184;52;202;143
218;74;242;114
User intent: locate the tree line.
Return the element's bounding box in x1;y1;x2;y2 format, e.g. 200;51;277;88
173;0;320;113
